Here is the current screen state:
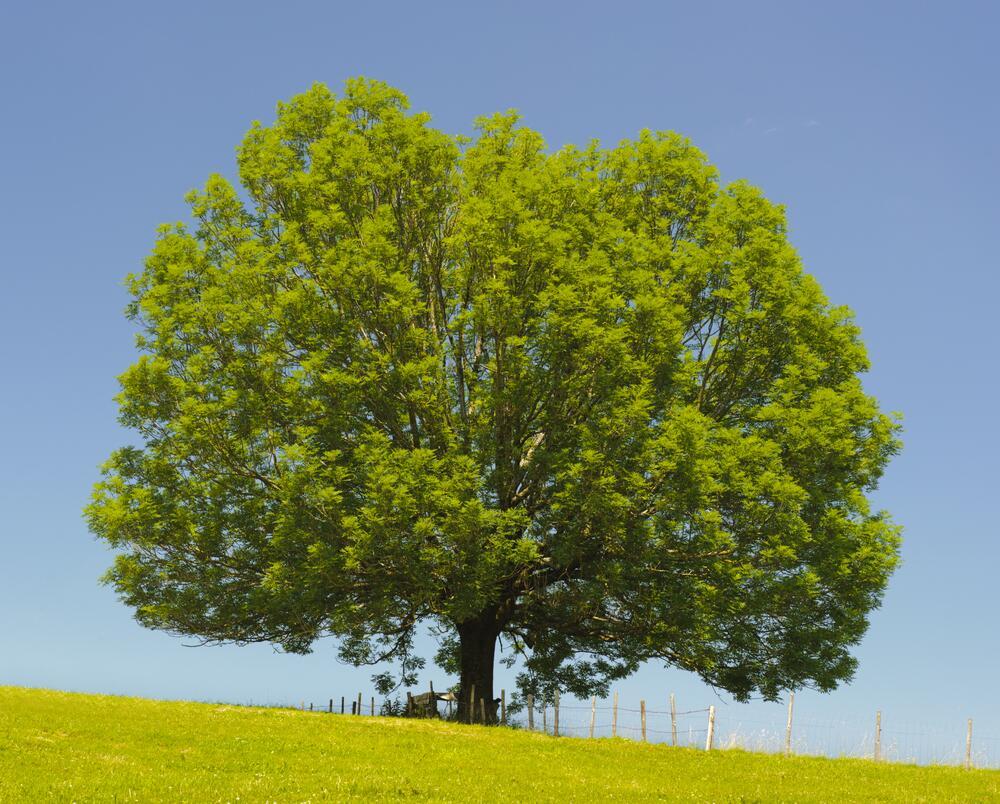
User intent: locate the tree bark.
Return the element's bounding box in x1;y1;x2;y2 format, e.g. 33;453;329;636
457;616;499;724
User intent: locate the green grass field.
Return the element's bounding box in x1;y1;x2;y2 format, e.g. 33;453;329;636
2;686;998;802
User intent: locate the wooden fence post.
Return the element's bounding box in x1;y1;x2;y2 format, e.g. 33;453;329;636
705;705;716;751
371;696;375;716
407;691;413;717
641;700;647;742
357;692;362;716
351;701;356;715
589;696;596;739
785;692;795;756
501;689;507;725
309;702;313;712
554;690;560;737
670;693;677;747
341;696;345;715
874;710;882;762
469;685;476;724
328;698;333;714
612;691;619;737
480;698;487;725
527;694;534;730
966;718;974;770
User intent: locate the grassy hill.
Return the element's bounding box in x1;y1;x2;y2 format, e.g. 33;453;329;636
2;686;998;802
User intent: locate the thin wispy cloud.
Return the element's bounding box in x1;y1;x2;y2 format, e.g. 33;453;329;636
741;117;819;135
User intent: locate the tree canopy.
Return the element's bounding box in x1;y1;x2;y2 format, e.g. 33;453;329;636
87;79;901;717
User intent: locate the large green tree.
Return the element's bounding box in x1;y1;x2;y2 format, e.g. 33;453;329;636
87;79;900;720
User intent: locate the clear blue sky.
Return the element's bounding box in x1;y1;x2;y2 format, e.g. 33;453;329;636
2;0;998;756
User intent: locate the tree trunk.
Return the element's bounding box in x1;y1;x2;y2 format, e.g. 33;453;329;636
457;617;499;724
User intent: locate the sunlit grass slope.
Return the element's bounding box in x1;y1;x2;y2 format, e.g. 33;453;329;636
2;686;998;802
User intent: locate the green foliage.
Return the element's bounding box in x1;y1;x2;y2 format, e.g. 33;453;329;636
87;78;901;702
3;688;995;803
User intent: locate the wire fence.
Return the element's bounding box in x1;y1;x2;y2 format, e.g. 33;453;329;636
270;691;1000;771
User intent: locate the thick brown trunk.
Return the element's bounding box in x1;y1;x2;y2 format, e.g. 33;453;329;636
457;617;499;724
